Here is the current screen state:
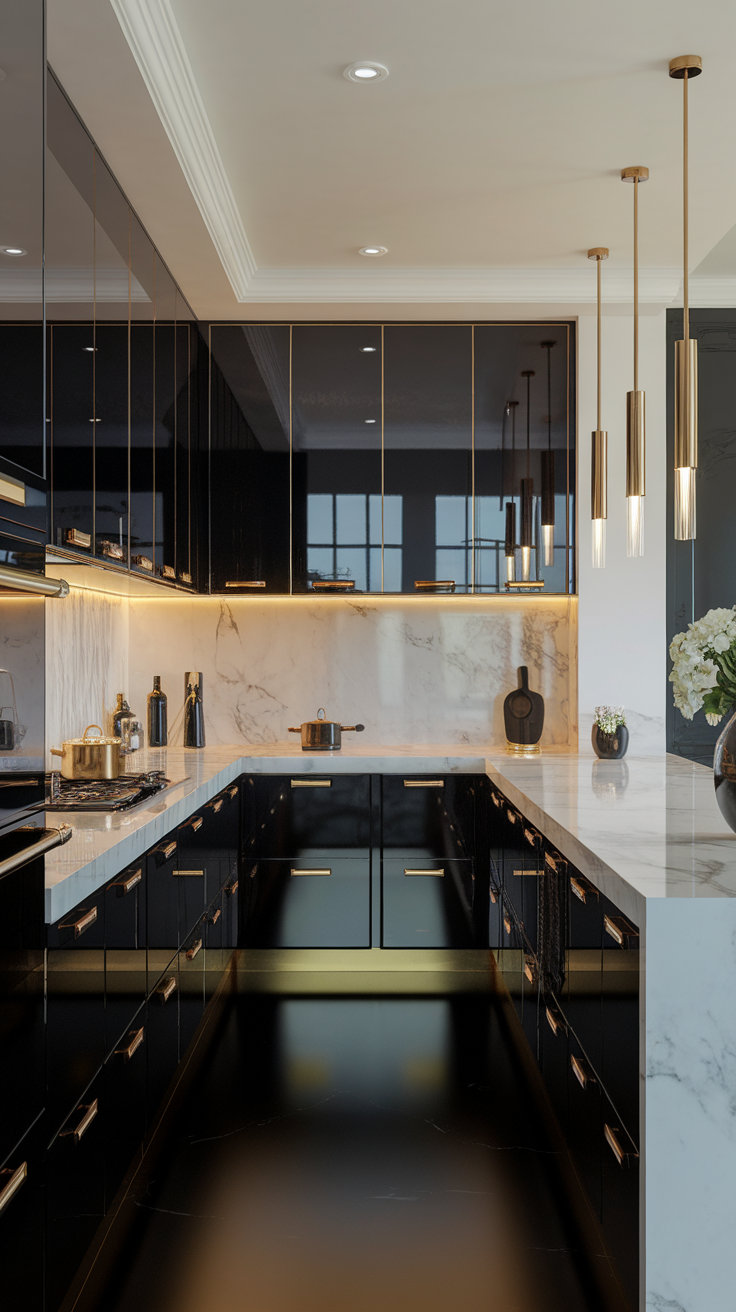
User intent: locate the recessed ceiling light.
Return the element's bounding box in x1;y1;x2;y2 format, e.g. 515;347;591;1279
343;62;388;83
360;346;377;353
359;246;388;257
1;246;26;256
83;346;97;352
365;419;377;424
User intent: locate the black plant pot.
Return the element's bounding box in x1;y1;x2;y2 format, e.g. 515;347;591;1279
714;710;736;833
591;723;629;759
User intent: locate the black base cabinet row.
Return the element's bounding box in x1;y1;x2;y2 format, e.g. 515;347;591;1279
486;780;640;1312
0;780;240;1312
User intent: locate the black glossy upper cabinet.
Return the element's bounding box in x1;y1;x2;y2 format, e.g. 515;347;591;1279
209;324;291;594
292;325;382;594
384;326;472;594
0;2;44;485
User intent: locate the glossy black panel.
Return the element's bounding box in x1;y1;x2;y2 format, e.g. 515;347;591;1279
145;959;179;1122
0;851;45;1165
94;323;129;561
291;325;382;593
600;1088;639;1310
175;324;195;584
45;1072;106;1312
384;326;472;593
567;1031;603;1219
46;889;105;1135
178;922;205;1055
0;327;45;481
154;274;177;576
209;325;291;594
0;595;45;782
104;1003;147;1207
146;834;180;952
130;320;154;571
249;774;371;858
382;857;474;949
175;817;208;939
243;857;370;948
104;863;147;1053
50;324;95;548
0;1115;46;1312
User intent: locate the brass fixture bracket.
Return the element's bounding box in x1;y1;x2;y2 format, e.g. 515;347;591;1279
621;166;649;183
668;54;702;79
587;247;609;260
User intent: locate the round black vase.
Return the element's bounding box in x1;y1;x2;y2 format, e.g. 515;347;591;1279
714;710;736;833
591;723;629;759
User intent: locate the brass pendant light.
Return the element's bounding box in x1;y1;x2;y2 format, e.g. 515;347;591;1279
621;165;648;557
520;370;535;582
540;340;556;567
670;54;702;541
588;247;609;569
504;401;518;583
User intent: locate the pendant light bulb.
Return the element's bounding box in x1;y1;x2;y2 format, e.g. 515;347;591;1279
670;56;702;542
588;247;608;570
540;340;556;567
621;167;648;557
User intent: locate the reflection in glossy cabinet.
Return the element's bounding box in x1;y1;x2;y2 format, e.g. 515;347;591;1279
382;858;475;948
104;1006;147;1206
179;923;205;1056
46;890;105;1135
104;862;147;1053
0;1116;46;1312
45;1071;106;1312
0;853;45;1167
244;858;371;948
146;966;179;1123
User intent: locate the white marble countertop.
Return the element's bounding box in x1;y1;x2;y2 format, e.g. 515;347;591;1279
43;743;736;924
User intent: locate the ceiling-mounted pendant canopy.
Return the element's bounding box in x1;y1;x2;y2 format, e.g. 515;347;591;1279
670;55;702;542
588;247;608;570
621;166;648;558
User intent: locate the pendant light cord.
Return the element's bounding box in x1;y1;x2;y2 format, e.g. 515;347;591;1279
683;70;689;342
526;373;531;480
633;177;639;393
597;255;602;431
546;345;552;451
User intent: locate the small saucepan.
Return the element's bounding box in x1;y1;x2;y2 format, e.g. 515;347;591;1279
50;724;123;780
288;708;365;752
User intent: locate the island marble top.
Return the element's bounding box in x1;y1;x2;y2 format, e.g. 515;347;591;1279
42;743;736;923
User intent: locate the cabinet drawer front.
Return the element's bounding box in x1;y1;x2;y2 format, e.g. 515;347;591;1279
246;775;371;858
0;862;45;1167
381;775;476;859
46;1074;106;1312
381;857;474;948
0;1117;46;1312
243;858;370;948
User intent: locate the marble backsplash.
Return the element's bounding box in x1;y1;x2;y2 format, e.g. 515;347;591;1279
126;596;577;749
45;588;128;766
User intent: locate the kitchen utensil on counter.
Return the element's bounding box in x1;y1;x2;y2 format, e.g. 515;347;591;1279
111;693;133;738
503;667;544;753
288;708;365;751
119;716;144;754
183;672;205;748
50;725;123;780
148;675;168;747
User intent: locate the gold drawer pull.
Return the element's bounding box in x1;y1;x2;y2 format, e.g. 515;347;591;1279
604;914;638;946
158;840;177;860
186;816;203;831
491;792;501;808
225;880;238;895
113;869;142;895
503;915;512;935
157;975;177;1003
211;798;223;812
524;957;536;984
571;1054;594;1090
290;779;332;788
513;869;539;877
490;890;497;904
172;869;204;877
545;1005;565;1037
228;786;238;799
0;1163;27;1215
570;876;587;902
545;851;561;871
116;1027;144;1062
209;908;221;925
291;868;331;877
185;937;203;961
404;779;444;788
62;1099;98;1144
59;906;98;938
404;868;444;877
506;809;517;824
604;1123;630;1167
524;827;540;846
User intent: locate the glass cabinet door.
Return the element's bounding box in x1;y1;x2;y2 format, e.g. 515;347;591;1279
384;326;472;594
292;325;382;594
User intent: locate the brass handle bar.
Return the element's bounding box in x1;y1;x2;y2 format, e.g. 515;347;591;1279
0;777;40;788
404;780;444;788
513;869;541;877
113;869;142;895
290;868;331;877
157;976;177;1003
59;905;98;938
545;851;565;872
571;1055;595;1091
0;823;72;879
225;580;266;587
158;841;176;860
0;561;69;597
604;914;638;946
210;798;223;812
604;1124;626;1166
172;869;204;877
414;580;456;590
209;908;221;925
290;779;332;788
0;1163;27;1215
404;868;444;877
115;1027;144;1062
62;1099;98;1144
185;938;203;961
187;816;203;831
545;1006;565;1037
225;880;238;895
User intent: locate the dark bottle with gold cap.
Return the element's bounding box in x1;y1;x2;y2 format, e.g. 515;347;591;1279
147;675;168;747
112;692;132;738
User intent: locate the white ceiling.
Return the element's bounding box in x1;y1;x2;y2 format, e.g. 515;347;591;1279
47;0;736;317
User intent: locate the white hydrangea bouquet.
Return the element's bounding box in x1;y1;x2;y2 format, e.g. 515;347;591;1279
669;606;736;726
594;706;626;735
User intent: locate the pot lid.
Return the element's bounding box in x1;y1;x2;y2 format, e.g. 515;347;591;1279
303;708;339;727
65;724;122;746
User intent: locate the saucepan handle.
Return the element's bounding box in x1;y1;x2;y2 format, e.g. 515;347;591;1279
340;724;365;732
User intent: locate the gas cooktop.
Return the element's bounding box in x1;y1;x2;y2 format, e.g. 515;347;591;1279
45;770;182;812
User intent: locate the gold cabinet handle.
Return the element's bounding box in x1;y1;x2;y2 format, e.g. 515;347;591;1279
403;779;444;788
414;579;455;591
59;905;98;938
0;1163;27;1215
570;875;588;902
404;868;444;877
604;914;638;946
185;816;203;831
156;975;177;1003
225;880;238;895
172;869;204;877
185;938;203;961
290;779;332;788
571;1054;595;1090
524;827;540;846
211;798;223;812
209;908;221;925
506;809;517;824
491;792;501;808
113;869;142;895
62;1099;98;1144
158;840;177;860
604;1123;633;1167
503;915;512;935
545;1005;565;1037
524;956;536;984
228;786;238;799
513;869;539;877
226;580;266;587
290;868;331;877
115;1027;144;1062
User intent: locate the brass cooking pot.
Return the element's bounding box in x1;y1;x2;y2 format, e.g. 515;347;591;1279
50;724;122;780
288;708;365;751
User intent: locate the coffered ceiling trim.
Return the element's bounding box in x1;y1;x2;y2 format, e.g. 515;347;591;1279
109;0;256;300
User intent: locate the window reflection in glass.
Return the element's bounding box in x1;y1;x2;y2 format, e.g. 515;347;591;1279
307;492;402;592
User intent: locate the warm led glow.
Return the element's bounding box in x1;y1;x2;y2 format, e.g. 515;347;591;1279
541;523;554;567
592;519;606;569
360;346;376;353
675;466;696;541
354;67;378;78
520;546;532;582
1;246;26;256
627;495;644;558
358;246;388;257
505;553;516;583
344;62;389;83
364;419;376;424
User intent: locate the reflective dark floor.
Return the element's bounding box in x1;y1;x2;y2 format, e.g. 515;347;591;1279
102;984;619;1312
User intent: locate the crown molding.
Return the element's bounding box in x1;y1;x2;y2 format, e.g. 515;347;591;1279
109;0;256;300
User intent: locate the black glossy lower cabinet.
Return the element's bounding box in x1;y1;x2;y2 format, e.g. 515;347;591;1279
244;858;371;947
46;1072;106;1312
0;1116;47;1312
381;857;474;947
103;1006;148;1207
146;964;180;1119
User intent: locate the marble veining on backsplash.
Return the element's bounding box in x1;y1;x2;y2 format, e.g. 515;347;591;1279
45;588;128;765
